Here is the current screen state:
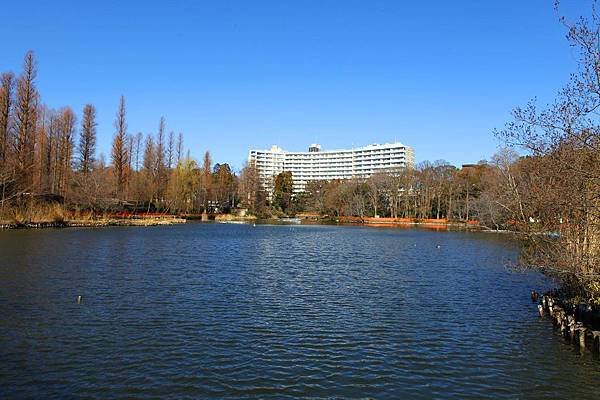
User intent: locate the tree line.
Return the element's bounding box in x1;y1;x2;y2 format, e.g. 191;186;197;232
0;51;240;218
253;149;540;231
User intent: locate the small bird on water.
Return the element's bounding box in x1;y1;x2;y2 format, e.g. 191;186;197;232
436;245;441;249
76;295;82;304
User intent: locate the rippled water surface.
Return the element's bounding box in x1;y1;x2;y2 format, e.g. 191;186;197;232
1;223;600;399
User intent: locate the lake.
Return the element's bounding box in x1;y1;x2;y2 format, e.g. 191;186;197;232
1;223;599;399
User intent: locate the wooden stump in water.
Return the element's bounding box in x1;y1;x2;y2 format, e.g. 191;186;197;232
552;307;562;326
578;327;588;349
568;316;576;338
592;331;600;354
560;315;567;335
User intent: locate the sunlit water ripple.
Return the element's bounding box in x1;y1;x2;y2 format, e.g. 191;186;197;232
1;223;599;399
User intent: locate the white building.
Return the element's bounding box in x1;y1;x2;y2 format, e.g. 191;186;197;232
248;142;415;193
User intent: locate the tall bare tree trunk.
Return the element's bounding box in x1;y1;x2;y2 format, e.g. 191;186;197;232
111;96;129;198
0;72;15;170
13;51;39;193
79;104;97;174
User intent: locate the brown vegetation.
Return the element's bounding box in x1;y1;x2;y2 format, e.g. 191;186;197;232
0;52;241;223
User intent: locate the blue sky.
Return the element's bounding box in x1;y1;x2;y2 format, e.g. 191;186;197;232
0;1;586;170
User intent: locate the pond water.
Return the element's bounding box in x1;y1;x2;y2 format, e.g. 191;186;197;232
1;223;599;399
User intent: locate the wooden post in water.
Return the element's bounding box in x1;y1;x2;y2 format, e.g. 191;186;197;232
592;331;600;354
568;315;576;338
551;307;561;326
578;327;587;349
560;313;567;335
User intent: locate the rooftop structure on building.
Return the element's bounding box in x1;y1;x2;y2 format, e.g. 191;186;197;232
248;142;415;193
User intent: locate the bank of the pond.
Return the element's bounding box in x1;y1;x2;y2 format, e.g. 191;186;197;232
0;217;186;229
218;213;487;229
305;215;488;231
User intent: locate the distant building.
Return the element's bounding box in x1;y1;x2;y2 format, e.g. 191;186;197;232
248;142;415;193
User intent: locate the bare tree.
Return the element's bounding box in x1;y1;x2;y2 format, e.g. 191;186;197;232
78;104;96;174
167;130;174;169
141;133;156;204
154;117;167;202
126;133;135;172
13;51;39;192
176;132;183;163
156;117;166;171
201;151;212;211
58;107;76;198
143;134;155;174
0;72;15;169
366;171;386;217
134;132;143;172
111;96;129;198
495;2;600;301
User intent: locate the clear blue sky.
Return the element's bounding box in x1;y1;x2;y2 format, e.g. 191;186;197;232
0;1;586;169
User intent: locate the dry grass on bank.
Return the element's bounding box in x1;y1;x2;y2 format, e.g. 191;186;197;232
1;204;66;225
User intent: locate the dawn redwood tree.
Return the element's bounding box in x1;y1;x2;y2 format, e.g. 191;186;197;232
141;133;156;204
167;130;174;169
58;107;76;198
79;104;96;174
133;132;143;172
0;72;15;169
201;151;212;211
111;96;129;198
176;132;183;163
44;108;59;193
154;116;167;201
13;51;39;192
126;133;135;172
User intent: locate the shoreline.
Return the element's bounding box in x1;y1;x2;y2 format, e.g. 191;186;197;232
0;214;510;232
215;215;504;232
0;217;187;230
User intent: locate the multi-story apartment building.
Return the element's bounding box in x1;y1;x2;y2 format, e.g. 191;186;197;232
248;142;415;193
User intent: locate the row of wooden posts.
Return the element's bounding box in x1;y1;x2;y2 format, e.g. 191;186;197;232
534;291;600;353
